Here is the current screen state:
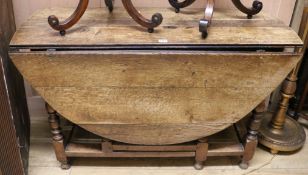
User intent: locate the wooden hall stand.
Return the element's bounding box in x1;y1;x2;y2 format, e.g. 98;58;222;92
9;8;303;170
47;0;263;38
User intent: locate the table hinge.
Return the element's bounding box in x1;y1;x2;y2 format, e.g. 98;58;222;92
18;48;31;52
256;49;266;52
47;48;57;52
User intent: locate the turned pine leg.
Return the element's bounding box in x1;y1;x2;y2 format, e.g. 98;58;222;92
239;100;266;169
194;138;208;170
46;103;70;170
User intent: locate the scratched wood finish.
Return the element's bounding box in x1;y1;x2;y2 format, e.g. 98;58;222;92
10;51;301;145
10;8;303;145
10;8;302;46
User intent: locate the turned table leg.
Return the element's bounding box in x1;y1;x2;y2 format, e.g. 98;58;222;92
46;103;70;170
239;100;266;169
194;138;208;170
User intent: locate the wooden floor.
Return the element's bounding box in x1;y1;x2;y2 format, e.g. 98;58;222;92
28;100;308;175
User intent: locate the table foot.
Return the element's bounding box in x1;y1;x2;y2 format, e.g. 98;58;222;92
60;162;71;170
194;161;204;170
239;161;248;170
194;138;208;170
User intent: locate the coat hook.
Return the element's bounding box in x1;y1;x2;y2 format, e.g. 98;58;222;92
231;0;263;19
122;0;163;33
105;0;114;13
199;0;214;39
168;0;197;13
48;0;89;36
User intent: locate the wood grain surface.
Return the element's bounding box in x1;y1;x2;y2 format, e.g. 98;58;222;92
10;51;301;144
10;8;303;145
10;8;302;47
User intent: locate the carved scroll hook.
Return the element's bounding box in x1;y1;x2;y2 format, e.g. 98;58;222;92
122;0;163;33
231;0;263;19
48;0;89;36
168;0;197;13
199;0;214;39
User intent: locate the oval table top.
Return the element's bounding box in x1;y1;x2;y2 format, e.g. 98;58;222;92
10;51;301;144
9;8;303;145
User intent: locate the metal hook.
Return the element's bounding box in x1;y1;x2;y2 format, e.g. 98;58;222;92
48;0;89;36
199;0;214;39
168;0;197;13
105;0;114;12
122;0;163;33
231;0;263;19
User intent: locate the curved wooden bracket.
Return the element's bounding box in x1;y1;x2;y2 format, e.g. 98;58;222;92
231;0;263;19
105;0;114;12
122;0;163;33
168;0;197;13
48;0;89;36
199;0;214;39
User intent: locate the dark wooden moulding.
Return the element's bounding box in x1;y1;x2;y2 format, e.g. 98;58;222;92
48;0;263;38
45;101;266;170
0;0;30;174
